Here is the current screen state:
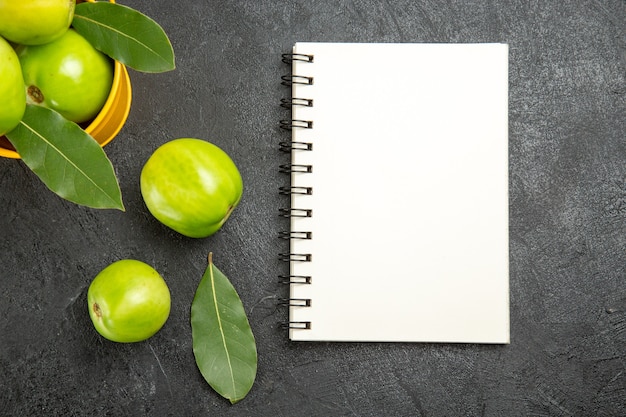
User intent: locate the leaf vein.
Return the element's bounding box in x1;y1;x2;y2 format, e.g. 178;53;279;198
210;262;238;398
19;119;117;204
73;14;170;64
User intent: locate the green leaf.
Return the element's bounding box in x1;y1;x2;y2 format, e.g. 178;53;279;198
72;2;175;73
5;105;124;211
191;253;257;404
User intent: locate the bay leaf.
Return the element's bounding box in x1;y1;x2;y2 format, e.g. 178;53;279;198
72;2;175;73
191;253;257;404
5;105;124;211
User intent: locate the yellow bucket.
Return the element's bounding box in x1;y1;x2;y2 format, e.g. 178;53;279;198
0;59;132;159
85;60;132;148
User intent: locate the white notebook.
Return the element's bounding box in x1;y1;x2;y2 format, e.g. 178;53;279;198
280;42;509;343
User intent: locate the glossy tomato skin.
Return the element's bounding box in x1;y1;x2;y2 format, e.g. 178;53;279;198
16;29;113;123
0;0;75;45
88;260;171;343
0;36;25;136
140;138;244;238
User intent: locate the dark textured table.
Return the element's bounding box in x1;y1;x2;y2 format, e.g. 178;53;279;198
1;1;624;416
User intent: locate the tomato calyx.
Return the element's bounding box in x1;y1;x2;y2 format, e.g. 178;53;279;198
92;302;103;318
26;85;44;103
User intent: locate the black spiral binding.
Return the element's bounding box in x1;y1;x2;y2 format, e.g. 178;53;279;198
279;186;313;195
281;53;314;64
280;52;315;331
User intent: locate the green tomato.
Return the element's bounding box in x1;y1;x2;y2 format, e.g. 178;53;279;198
16;29;113;123
0;36;25;136
88;260;171;343
140;138;244;238
0;0;75;45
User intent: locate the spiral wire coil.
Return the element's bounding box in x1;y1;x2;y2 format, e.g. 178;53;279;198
279;52;315;330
